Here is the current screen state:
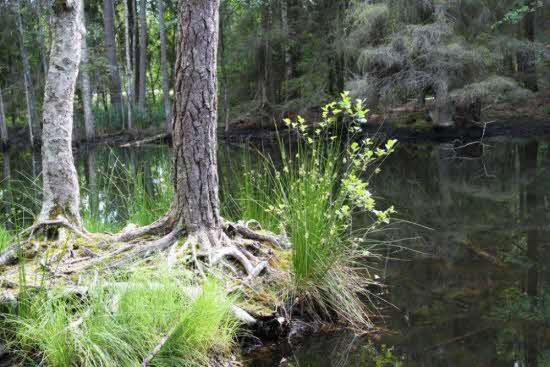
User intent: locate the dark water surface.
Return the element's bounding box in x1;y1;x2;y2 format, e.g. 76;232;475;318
1;135;549;366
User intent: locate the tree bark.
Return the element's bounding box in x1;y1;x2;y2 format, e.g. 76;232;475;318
172;0;223;248
0;86;8;149
138;0;148;113
38;0;84;228
124;0;135;129
158;0;172;133
103;0;124;119
16;7;40;146
80;0;95;142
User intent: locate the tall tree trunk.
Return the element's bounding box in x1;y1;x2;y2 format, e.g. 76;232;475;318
124;0;134;129
16;7;40;146
0;86;8;149
281;0;292;100
158;0;172;133
518;1;538;92
132;0;140;105
38;0;83;228
33;2;50;76
220;6;230;132
103;0;124;119
80;0;95;142
172;0;223;247
138;0;148;113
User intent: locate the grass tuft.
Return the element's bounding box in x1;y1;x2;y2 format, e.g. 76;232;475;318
0;226;11;253
7;269;237;367
224;93;397;330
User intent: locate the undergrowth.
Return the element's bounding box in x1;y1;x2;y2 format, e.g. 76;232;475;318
6;269;237;367
0;225;11;252
225;92;397;330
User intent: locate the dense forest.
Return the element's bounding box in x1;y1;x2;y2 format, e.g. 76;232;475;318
0;0;549;147
0;0;549;366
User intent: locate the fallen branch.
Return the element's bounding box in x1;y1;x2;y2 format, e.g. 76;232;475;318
141;321;179;367
120;133;168;148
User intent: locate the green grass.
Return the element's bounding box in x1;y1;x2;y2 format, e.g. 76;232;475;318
82;151;173;233
223;94;397;330
7;269;237;367
221;149;281;232
0;226;11;253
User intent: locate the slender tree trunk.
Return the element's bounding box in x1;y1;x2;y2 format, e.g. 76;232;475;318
132;0;140;104
16;7;40;146
33;2;49;76
138;0;148;113
103;0;124;119
124;0;134;129
518;1;538;92
80;0;95;142
38;0;84;228
0;87;8;149
220;7;230;132
172;0;223;247
281;0;292;100
158;0;172;133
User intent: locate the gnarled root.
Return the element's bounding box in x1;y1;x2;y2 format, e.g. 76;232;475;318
0;216;92;267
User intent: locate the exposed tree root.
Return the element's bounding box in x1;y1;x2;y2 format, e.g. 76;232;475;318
22;217;92;242
0;216;93;267
71;217;290;280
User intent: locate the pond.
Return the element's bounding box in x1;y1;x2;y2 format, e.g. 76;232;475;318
1;135;549;366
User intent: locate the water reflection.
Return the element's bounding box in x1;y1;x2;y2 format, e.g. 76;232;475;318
0;137;549;366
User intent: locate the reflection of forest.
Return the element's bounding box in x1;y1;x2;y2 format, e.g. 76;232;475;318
1;139;549;366
368;138;550;366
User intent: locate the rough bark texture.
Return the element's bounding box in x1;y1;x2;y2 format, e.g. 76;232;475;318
0;87;8;148
16;7;40;145
138;0;148;113
172;0;223;248
38;0;83;227
158;0;172;133
103;0;124;117
124;0;134;129
80;0;95;142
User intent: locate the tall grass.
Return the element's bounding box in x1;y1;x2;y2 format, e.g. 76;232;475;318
226;93;397;329
7;269;237;367
220;149;280;232
82;150;173;233
0;226;11;253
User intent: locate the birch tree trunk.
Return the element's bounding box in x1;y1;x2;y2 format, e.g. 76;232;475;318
124;0;134;129
172;0;223;248
16;8;40;146
38;0;83;227
80;0;95;142
103;0;124;119
158;0;172;133
138;0;148;113
0;86;8;148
